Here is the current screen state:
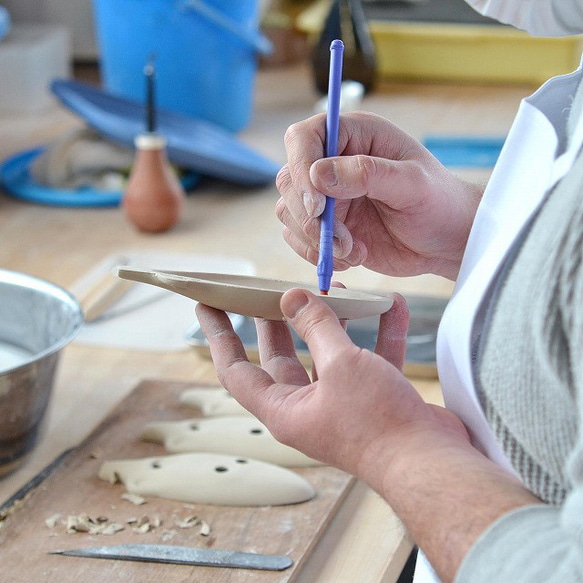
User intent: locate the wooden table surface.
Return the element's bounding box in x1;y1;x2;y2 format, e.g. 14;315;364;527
0;62;532;582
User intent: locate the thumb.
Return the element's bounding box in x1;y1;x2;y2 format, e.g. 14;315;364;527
311;281;348;382
280;289;353;371
375;293;409;371
310;155;421;210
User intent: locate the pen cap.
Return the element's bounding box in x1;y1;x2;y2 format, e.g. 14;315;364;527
326;40;344;159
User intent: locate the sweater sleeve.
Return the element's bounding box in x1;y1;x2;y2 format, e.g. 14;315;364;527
454;495;583;582
454;158;583;582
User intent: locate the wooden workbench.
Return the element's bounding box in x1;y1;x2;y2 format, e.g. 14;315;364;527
0;62;532;582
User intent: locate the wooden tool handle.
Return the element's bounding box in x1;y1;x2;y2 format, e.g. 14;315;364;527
81;271;135;322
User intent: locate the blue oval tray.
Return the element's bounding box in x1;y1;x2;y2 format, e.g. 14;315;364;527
51;79;280;187
0;146;199;207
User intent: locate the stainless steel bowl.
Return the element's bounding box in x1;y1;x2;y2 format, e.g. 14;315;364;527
0;269;83;477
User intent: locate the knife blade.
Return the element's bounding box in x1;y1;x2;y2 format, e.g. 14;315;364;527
50;543;293;571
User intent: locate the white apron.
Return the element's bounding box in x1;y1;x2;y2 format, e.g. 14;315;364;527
414;60;583;582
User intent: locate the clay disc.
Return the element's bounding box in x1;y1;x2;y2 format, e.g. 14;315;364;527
118;268;394;321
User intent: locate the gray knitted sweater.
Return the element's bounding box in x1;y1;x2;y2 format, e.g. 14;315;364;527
455;80;583;580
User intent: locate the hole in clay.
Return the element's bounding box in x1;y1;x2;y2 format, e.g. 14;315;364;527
235;459;248;464
215;466;229;473
189;424;199;430
250;428;263;435
151;461;162;469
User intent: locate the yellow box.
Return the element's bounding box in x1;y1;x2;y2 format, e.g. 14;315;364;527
297;2;583;86
370;22;583;85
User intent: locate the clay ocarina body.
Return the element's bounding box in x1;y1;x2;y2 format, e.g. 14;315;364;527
99;452;315;506
179;386;253;417
142;416;321;467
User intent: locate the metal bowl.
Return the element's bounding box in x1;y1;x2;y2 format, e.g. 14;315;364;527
0;269;83;477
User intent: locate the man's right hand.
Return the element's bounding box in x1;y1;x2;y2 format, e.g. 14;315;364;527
276;111;484;281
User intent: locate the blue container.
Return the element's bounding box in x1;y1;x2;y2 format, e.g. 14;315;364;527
93;0;271;132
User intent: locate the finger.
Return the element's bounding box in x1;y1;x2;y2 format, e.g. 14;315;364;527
278;116;355;252
282;227;357;272
275;194;321;248
281;225;318;266
284;111;426;210
311;281;347;382
310;155;427;211
254;318;310;386
280;288;353;373
374;293;409;371
281;114;328;206
195;303;275;416
276;158;326;227
276;196;355;260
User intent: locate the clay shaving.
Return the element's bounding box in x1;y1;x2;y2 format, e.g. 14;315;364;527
173;514;199;529
160;529;178;542
62;513;125;535
45;510;210;539
121;492;146;506
45;513;62;529
127;515;162;534
172;514;211;536
0;490;35;528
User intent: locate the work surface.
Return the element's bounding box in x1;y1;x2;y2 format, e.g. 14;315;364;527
0;380;356;583
0;62;533;581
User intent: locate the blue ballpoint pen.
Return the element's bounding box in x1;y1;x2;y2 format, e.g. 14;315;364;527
317;39;344;295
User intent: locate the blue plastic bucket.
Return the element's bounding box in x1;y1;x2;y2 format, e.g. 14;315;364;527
93;0;271;132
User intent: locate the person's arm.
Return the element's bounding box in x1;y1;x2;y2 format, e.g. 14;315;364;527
195;291;540;582
448;172;583;581
381;426;542;581
276;111;484;281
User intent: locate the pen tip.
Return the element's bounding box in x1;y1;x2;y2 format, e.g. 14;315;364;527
320;290;329;296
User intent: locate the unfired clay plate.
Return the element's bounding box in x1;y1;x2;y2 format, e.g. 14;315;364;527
117;267;394;321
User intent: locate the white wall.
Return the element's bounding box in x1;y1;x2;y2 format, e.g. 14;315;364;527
2;0;97;59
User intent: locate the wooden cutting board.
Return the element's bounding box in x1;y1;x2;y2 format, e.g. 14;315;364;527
0;380;354;583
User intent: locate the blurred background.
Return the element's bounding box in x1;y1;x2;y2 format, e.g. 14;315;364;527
1;0;581;113
1;5;582;581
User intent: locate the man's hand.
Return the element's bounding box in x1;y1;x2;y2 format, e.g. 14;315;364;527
196;291;540;582
196;290;468;488
276;111;484;281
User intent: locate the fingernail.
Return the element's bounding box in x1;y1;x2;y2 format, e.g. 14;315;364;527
303;192;316;216
333;236;342;258
282;290;309;319
303;192;325;217
315;159;338;187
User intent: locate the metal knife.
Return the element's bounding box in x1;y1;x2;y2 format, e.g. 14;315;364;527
50;543;293;571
